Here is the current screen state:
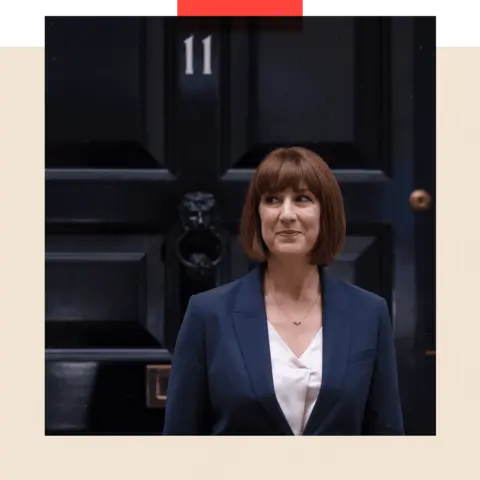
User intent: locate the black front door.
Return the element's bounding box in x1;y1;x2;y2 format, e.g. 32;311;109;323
45;16;435;435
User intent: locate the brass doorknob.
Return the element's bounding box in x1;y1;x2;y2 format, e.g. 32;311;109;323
409;189;432;211
146;365;170;408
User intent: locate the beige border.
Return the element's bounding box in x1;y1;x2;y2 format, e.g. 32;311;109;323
0;45;478;478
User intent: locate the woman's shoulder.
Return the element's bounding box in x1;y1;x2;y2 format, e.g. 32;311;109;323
188;274;245;315
333;275;387;310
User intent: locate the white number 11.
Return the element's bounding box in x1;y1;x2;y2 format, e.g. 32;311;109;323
184;35;212;75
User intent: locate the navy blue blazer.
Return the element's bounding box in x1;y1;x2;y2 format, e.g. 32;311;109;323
163;264;404;435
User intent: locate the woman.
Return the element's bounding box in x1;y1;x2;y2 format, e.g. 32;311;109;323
163;146;404;435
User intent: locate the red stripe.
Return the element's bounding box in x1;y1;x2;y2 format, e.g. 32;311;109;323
178;0;302;16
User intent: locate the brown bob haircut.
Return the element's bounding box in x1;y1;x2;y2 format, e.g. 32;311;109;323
239;146;346;266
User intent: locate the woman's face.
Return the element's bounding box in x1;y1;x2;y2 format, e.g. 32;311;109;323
258;186;321;261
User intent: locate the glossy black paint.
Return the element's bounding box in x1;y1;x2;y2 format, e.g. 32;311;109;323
45;16;435;435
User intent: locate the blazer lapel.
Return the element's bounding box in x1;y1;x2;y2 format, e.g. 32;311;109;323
231;264;294;435
303;267;351;435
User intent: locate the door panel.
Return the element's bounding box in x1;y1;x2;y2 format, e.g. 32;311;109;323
46;235;165;348
231;17;386;171
47;17;167;168
45;16;435;435
45;360;165;434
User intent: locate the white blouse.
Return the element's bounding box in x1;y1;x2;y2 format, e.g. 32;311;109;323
267;322;323;435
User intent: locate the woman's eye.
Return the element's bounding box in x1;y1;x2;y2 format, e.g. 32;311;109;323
263;193;312;204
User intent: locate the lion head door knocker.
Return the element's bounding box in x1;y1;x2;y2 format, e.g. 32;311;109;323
176;192;223;280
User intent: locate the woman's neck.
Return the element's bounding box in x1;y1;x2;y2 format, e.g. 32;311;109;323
264;257;321;302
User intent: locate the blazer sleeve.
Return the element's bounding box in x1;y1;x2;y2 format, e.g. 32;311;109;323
362;299;405;435
163;295;209;435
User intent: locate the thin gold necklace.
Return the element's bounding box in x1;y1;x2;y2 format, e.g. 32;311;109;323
267;275;321;326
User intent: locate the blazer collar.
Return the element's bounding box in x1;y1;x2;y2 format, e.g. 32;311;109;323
231;263;352;435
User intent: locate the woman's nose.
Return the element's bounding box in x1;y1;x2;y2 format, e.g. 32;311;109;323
279;199;296;219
